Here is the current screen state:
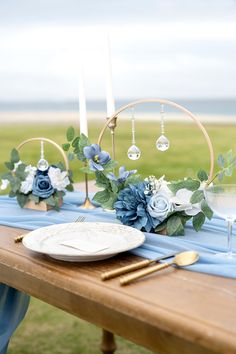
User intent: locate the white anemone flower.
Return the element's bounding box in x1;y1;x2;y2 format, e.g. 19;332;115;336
48;167;70;191
0;179;9;190
171;188;201;216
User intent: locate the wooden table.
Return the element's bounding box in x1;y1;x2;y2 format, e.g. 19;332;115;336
1;225;236;354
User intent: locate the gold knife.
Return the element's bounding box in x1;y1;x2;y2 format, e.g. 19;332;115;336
101;251;182;280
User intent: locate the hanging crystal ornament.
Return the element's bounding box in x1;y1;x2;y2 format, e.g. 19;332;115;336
37;141;49;171
156;104;170;151
127;107;141;160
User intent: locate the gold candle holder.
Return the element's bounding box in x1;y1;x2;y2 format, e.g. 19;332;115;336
80;165;96;209
106;116;117;160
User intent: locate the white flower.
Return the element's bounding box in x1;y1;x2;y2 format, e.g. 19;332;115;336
144;175;172;197
20;165;37;194
48;167;70;191
147;192;173;220
0;179;9;190
171;188;201;216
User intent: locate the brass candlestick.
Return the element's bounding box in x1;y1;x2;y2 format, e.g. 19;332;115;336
80;171;96;209
106;116;117;160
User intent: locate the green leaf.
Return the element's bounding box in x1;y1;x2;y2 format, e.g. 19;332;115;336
226;149;234;164
183;179;200;191
16;193;28;208
4;161;14;171
110;180;118;193
66;183;74;192
192;212;205;231
154;222;167;234
66;126;75;142
9;190;16;198
197;170;208;182
103;160;118;171
217;171;224;182
11;148;20;163
201;200;213;220
72;136;80;148
79;134;90;150
95;171;109;188
225;166;233;177
190;190;204;204
29;194;40;203
124;174;141;187
93;189;110;206
76;151;86;162
62;143;70;151
68;152;74;161
44;196;56;206
102;194;117;210
166;215;185;236
217;154;225;168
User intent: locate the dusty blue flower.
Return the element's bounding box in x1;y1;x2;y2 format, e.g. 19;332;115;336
147;193;172;220
83;144;111;171
32;174;54;198
114;183;160;232
107;166;137;184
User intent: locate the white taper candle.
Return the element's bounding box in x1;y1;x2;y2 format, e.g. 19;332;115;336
105;36;115;118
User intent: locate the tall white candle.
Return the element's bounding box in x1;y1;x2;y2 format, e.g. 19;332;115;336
79;69;88;137
105;36;115;118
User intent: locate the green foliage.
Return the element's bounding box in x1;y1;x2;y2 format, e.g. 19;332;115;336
208;149;236;184
168;177;200;195
197;169;208;182
66;126;75;142
166;215;185;236
192;212;205;231
190;190;204;204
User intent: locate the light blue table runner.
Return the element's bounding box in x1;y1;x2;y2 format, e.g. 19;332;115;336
0;192;236;353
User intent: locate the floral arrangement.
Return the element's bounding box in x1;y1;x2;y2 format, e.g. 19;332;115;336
0;148;73;210
63;127;236;235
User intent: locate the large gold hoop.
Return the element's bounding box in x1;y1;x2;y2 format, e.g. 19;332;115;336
98;98;214;180
17;137;69;170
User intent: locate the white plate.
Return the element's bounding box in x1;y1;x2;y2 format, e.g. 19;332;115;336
22;222;145;262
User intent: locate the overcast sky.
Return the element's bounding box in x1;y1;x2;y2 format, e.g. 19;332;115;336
0;0;236;101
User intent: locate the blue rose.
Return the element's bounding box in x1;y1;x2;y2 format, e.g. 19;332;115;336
147;193;172;221
32;174;54;199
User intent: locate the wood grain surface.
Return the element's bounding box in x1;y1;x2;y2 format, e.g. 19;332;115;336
0;225;236;354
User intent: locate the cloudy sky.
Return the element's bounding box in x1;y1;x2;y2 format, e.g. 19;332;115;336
0;0;236;101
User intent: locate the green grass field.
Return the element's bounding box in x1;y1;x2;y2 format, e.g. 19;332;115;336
2;121;236;353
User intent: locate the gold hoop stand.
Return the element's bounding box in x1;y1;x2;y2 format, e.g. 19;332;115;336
17;137;69;211
98;98;215;181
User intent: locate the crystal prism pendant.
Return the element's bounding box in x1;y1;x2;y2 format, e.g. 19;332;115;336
156;135;170;152
127;144;141;160
37;158;49;171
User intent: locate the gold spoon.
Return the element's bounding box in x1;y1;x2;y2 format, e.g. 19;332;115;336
120;251;199;286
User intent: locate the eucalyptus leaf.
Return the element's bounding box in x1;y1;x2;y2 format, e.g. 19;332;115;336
102;194;117;210
29;194;40;203
93;189;110;206
190;190;204;204
217;154;225;168
225;166;233;177
68;152;75;161
103;160;118;171
66;126;75;142
16;193;28;208
95;171;109;188
201;200;213;220
44;196;56;206
197;170;208;182
79;134;90;150
183;179;200;191
217;171;224;182
226;149;234;164
62;143;70;151
72;137;80;148
166;215;184;236
11;148;20;163
5;161;14;171
192;212;205;231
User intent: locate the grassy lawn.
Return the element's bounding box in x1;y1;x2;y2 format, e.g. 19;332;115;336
1;120;236;353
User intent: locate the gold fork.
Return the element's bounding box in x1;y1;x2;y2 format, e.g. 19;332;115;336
14;215;86;243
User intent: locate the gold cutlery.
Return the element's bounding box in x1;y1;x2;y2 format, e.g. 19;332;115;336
14;215;86;243
120;251;199;286
101;251;183;280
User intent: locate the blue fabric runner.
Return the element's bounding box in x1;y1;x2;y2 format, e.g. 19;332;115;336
0;191;236;352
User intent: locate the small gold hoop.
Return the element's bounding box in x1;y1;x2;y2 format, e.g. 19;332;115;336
98;98;215;180
17;137;69;170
